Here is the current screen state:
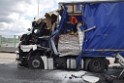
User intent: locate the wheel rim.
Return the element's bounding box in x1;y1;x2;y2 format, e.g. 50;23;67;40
32;59;40;68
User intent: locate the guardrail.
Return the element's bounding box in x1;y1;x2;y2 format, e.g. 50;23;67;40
0;35;20;53
0;35;20;48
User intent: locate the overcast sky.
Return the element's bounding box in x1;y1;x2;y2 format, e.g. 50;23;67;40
0;0;107;35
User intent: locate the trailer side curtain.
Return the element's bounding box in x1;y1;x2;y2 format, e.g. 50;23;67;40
82;2;124;56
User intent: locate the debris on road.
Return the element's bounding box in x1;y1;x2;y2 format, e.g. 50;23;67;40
82;76;100;83
63;71;100;83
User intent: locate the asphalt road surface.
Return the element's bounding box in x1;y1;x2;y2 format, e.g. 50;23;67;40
0;53;124;83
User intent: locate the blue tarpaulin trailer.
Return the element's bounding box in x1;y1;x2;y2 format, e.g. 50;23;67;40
57;1;124;57
52;1;124;72
74;1;124;73
82;2;124;57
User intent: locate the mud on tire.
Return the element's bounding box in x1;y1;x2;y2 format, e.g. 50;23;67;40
88;58;106;73
28;55;44;69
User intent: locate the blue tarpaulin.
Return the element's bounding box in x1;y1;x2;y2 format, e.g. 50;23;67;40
82;2;124;57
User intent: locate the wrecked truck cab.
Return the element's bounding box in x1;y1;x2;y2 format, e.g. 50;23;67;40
17;1;124;73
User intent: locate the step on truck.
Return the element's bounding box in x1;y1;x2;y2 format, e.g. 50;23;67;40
16;1;124;73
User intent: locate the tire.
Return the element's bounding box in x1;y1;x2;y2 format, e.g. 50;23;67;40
28;55;44;69
88;58;105;73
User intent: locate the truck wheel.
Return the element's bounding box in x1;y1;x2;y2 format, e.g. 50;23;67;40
88;58;105;73
28;56;44;69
